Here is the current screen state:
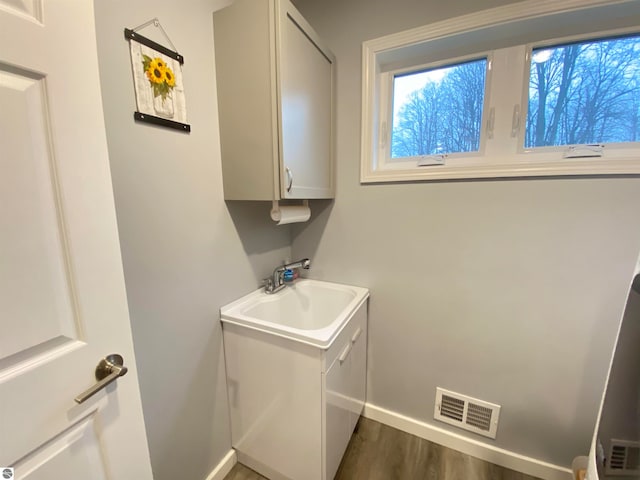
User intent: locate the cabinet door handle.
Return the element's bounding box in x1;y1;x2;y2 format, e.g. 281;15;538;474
338;343;352;364
285;167;293;192
351;327;362;344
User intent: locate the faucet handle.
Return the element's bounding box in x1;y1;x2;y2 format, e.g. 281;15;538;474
262;277;274;292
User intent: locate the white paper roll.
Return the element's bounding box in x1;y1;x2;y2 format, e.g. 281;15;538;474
270;203;311;225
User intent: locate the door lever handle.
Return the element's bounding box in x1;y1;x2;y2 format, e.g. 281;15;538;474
75;354;128;404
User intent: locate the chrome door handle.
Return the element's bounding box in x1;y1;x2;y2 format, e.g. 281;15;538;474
74;354;128;404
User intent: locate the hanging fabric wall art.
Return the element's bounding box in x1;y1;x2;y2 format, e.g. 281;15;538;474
125;19;190;132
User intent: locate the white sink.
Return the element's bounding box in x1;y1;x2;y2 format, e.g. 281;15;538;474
220;279;369;348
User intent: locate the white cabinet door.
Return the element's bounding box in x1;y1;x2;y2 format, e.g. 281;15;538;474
278;2;334;199
322;302;367;480
324;344;353;480
348;317;367;434
0;1;152;478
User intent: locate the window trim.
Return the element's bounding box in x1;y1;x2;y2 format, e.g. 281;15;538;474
360;0;640;183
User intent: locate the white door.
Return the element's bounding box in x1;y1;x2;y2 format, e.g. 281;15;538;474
0;1;153;479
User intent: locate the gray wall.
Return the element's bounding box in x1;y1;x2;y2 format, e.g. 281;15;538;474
292;0;640;468
94;2;291;479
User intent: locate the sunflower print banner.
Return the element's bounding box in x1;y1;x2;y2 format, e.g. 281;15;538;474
129;38;187;125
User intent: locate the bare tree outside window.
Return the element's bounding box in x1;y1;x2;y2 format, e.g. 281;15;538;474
526;35;640;147
391;58;487;158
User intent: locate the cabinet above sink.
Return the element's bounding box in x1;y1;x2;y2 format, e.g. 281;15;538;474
213;0;335;201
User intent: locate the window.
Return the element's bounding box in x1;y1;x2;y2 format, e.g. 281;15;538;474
526;35;640;148
361;0;640;182
391;58;488;159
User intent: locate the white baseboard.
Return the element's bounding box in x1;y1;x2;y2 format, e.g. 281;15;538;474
204;449;237;480
363;403;573;480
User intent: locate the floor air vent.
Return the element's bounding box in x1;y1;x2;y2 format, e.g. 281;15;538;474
434;388;500;439
606;440;640;476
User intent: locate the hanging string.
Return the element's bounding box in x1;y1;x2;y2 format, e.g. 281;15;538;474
132;18;178;53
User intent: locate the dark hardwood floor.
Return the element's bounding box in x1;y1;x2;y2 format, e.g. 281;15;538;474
224;417;543;480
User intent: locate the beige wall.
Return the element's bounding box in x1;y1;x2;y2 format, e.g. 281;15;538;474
94;2;291;479
292;0;640;468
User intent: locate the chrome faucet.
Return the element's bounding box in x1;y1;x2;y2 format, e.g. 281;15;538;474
264;258;310;294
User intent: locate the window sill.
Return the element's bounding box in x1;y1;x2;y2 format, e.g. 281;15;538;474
361;157;640;183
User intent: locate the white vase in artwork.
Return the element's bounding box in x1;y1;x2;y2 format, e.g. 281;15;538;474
153;94;174;119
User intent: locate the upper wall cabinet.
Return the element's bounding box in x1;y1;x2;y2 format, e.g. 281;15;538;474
213;0;335;201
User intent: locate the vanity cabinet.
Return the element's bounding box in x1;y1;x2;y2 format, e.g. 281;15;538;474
222;300;367;480
213;0;335;201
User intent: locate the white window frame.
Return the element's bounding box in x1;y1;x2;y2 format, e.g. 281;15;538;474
360;0;640;183
518;32;640;158
379;53;493;169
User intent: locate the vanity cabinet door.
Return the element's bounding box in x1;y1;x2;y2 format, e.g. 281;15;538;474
322;301;368;479
278;3;334;199
348;310;367;433
324;343;353;480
